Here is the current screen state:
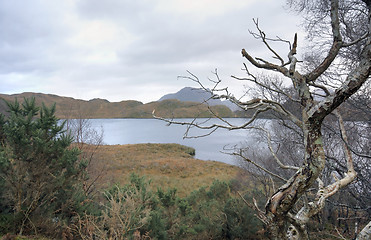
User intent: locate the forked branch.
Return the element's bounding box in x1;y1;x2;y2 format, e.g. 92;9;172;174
289;110;357;231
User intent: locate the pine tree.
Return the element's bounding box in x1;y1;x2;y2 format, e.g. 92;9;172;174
0;97;87;235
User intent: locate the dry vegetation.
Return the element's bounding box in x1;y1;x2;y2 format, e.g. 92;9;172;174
0;142;244;240
89;143;241;197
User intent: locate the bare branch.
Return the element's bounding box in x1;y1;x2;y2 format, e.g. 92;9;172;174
308;51;370;120
334;110;356;180
249;18;286;65
228;149;288;182
237;191;269;225
342;32;368;47
241;48;289;75
254;127;299;171
307;81;331;96
304;0;343;82
153;107;271;138
231;63;300;103
288;33;298;76
334;226;347;240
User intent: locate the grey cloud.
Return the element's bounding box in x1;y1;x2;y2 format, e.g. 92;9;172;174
0;0;302;103
76;0;254;65
0;1;73;75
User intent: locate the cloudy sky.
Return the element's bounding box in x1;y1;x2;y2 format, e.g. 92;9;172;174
0;0;302;103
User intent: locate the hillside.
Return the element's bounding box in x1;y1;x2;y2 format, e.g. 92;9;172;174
159;87;239;111
0;92;235;119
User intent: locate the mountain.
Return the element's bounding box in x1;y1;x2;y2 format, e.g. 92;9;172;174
0;92;235;119
159;87;239;111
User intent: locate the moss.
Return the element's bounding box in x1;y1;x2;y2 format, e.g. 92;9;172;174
314;137;323;145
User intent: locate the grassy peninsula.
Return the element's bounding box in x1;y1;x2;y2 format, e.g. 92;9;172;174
89;143;242;197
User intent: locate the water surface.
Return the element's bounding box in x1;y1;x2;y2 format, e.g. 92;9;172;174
88;118;264;165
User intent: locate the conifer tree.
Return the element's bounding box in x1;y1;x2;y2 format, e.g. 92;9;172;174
0;97;87;235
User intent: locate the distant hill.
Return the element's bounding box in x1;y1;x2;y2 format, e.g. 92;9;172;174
0;92;235;119
159;87;239;111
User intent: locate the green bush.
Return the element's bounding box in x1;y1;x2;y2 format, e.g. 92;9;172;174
223;197;262;239
147;211;168;240
146;179;263;239
157;188;177;208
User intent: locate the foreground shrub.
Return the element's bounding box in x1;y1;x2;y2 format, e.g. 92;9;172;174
72;175;263;240
0;98;88;236
72;173;154;239
146;179;263;240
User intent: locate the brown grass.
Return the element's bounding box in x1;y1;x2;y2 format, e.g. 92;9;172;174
89;143;241;196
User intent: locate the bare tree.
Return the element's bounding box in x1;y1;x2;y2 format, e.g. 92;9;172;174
235;79;370;238
154;0;370;239
63;102;105;197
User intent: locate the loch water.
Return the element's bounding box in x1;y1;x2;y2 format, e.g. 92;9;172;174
86;118;269;165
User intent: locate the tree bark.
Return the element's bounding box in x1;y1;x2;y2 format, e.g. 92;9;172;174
356;220;371;240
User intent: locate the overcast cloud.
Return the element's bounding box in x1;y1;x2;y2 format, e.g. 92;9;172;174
0;0;302;103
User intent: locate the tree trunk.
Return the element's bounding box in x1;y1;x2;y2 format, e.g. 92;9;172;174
265;116;326;239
